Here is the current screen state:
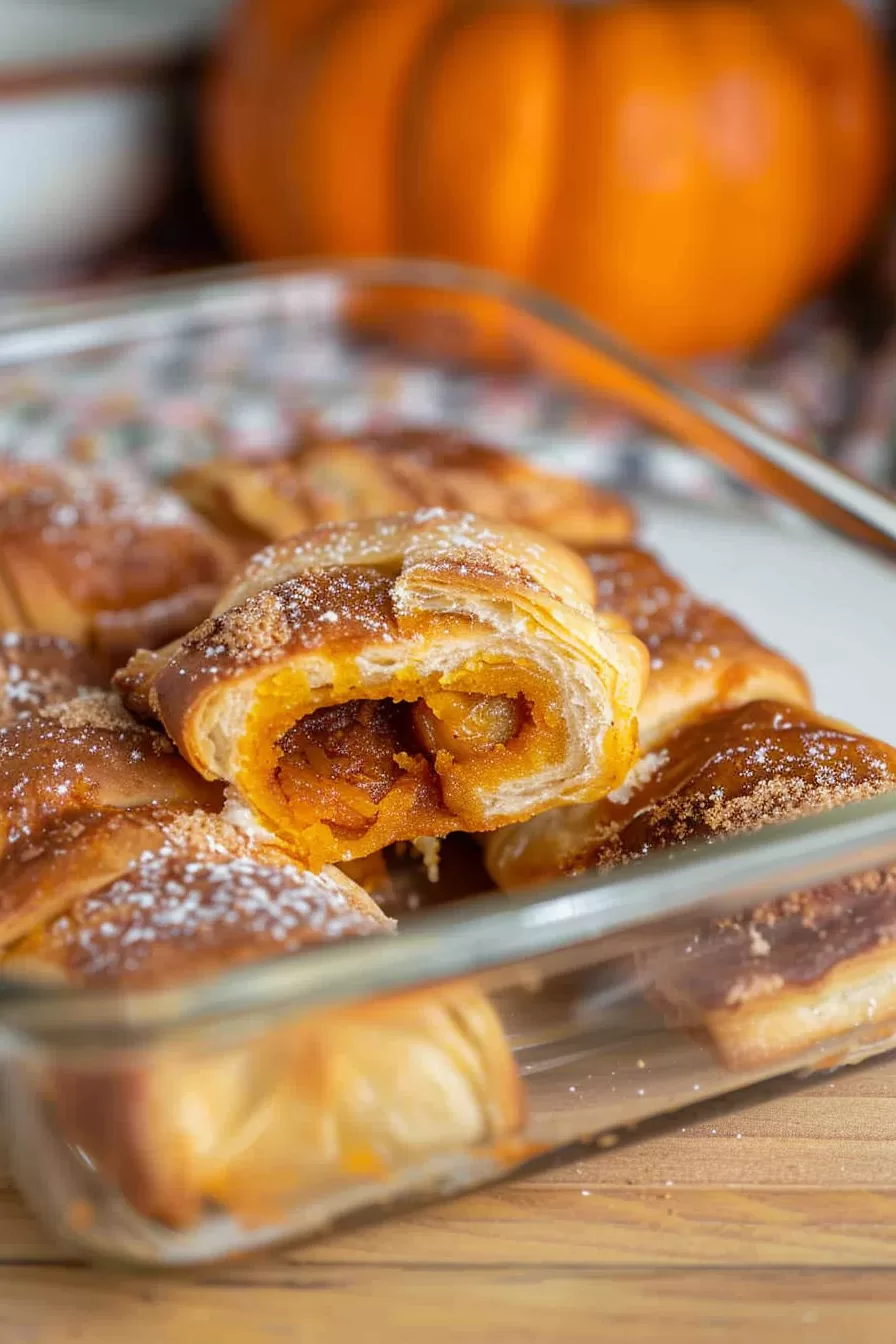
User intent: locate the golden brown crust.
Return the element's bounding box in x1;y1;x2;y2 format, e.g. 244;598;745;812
0;632;105;724
485;701;896;891
117;510;648;868
3;809;392;986
0;692;223;937
584;546;812;750
483;696;896;1074
646;931;896;1072
173;429;636;553
0;461;235;667
0;796;522;1233
640;866;896;1020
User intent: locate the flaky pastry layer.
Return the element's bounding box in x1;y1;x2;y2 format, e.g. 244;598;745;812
0;692;222;942
45;979;523;1229
487;698;896;1074
485;701;896;891
2;807;391;985
638;868;896;1071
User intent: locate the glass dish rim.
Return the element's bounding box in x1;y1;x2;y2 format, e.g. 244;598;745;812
0;256;894;1044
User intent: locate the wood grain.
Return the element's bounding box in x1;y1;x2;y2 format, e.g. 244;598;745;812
5;1055;896;1342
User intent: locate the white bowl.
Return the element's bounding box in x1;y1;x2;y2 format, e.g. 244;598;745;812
0;0;230;280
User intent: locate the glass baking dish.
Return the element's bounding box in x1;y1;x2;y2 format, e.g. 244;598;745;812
0;259;894;1268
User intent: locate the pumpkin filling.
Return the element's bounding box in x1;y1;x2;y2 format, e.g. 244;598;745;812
274;692;525;833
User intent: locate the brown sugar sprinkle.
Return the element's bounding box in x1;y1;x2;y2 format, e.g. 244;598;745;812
591;701;896;868
176;566;401;678
36;690;167;745
17;840;391;988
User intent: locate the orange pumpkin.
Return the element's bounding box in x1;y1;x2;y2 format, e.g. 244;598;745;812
203;0;892;359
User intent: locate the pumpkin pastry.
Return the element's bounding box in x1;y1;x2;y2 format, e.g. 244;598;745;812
0;693;222;940
0;807;392;977
485;698;896;1072
1;808;522;1229
485;700;896;890
584;545;811;751
0;631;106;725
115;510;648;869
173;429;636;555
0;460;235;668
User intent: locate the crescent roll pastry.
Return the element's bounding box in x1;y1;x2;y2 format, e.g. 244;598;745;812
0;808;521;1230
639;866;896;1073
485;700;896;891
1;808;393;981
0;694;222;943
173;429;636;555
40;979;523;1229
584;546;811;750
0;632;105;724
116;510;648;868
487;698;896;1072
0;461;234;667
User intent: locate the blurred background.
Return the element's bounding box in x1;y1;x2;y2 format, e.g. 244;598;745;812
3;0;896;489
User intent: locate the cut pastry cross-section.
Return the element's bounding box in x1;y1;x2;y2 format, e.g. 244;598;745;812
0;807;523;1231
0;460;235;668
173;428;636;555
116;510;649;868
584;545;811;750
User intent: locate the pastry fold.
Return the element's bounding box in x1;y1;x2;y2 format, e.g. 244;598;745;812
0;461;234;667
584;545;811;750
116;510;648;868
173;429;636;555
1;808;522;1230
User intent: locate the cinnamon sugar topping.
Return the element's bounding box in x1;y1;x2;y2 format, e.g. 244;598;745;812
596;701;896;865
177;566;399;678
25;853;387;986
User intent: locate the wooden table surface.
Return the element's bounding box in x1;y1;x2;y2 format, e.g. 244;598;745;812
4;1054;896;1343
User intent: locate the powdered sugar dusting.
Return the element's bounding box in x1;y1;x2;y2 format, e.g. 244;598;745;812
0;460;230;625
19;843;390;987
0;693;192;849
0;633;103;724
